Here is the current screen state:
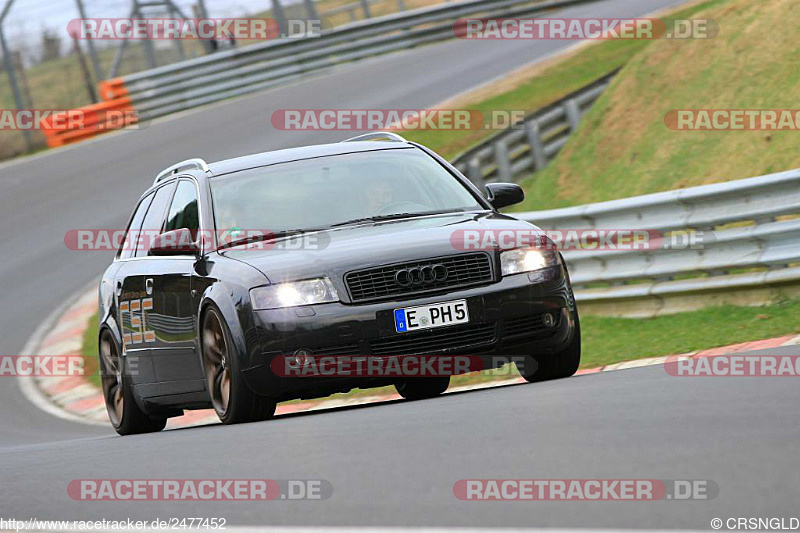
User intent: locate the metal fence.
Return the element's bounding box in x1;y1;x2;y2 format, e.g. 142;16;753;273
101;0;601;120
452;70;617;186
513;168;800;312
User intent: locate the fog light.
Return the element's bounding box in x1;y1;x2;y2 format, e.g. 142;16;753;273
542;313;556;328
293;349;312;367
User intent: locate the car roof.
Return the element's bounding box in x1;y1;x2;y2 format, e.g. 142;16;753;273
207;141;415;177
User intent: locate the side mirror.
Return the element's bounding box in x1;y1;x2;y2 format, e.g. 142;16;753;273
486;183;524;209
149;228;200;256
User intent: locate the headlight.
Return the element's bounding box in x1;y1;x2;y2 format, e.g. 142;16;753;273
500;247;558;276
250;278;339;310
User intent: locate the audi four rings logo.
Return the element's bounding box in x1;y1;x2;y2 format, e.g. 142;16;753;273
395;264;449;287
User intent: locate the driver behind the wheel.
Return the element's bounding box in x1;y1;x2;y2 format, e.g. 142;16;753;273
363;179;397;215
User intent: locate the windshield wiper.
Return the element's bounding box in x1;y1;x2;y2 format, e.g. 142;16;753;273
328;210;463;228
217;229;316;250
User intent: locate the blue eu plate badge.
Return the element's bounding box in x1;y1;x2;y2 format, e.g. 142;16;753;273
394;309;408;332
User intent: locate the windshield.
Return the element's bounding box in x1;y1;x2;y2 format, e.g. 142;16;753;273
209;148;484;233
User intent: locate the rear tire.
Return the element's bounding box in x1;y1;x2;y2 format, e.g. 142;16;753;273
202;306;276;424
395;376;450;400
99;330;166;436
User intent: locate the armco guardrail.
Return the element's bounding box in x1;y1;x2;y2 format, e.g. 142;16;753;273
514;168;800;314
97;0;599;121
452;70;617;185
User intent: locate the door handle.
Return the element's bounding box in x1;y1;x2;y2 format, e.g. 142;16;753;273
145;278;153;295
115;281;122;297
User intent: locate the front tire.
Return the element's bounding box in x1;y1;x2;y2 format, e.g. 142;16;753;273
395;376;450;400
99;330;166;436
517;313;581;383
201;306;276;424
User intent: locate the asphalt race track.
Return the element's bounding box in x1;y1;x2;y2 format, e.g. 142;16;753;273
2;346;799;528
3;0;798;528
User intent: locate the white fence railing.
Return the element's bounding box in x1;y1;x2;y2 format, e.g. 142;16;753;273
452;71;617;185
513;168;800;305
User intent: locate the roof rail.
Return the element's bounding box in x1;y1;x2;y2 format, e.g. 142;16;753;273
154;158;210;185
343;131;407;143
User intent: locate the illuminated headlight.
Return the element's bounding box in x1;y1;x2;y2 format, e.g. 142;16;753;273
500;248;557;276
250;278;339;310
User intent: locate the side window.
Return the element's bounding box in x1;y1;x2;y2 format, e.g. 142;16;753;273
135;182;176;257
118;194;153;260
164;180;200;238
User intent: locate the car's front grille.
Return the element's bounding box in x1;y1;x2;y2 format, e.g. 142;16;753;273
503;313;561;340
345;252;494;302
369;322;497;355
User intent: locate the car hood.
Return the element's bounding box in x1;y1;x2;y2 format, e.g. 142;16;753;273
221;211;539;285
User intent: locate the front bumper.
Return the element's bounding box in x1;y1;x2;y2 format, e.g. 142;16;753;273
243;265;577;399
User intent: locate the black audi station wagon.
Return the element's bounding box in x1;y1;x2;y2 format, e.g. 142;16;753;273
98;132;580;435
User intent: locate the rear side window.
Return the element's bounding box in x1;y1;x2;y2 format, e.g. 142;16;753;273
165;180;200;237
119;194;153;260
135;182;176;257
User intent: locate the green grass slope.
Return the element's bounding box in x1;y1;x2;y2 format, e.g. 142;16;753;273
514;0;800;211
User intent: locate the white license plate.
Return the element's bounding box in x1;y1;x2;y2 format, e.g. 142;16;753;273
394;299;469;333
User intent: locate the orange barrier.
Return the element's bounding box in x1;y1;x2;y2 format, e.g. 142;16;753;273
41;95;137;148
98;78;128;101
